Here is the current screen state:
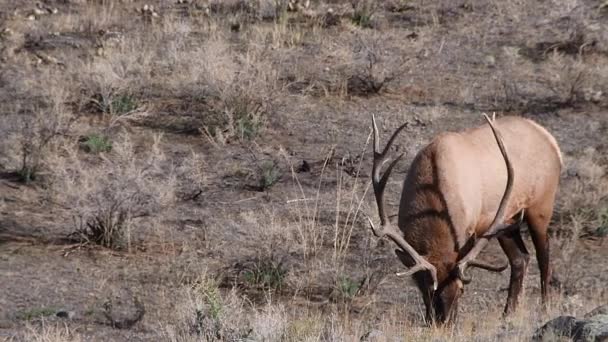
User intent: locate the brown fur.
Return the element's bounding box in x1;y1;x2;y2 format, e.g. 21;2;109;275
396;116;562;323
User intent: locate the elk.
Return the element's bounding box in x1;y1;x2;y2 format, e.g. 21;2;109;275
368;114;562;324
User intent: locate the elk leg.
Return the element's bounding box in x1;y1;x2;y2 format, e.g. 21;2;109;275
526;207;553;307
498;229;530;315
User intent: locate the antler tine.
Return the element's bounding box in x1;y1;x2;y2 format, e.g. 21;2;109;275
371;114;409;163
371;115;408;226
469;260;508;273
369;115;438;290
396;264;430;277
369;218;438;289
457;260;509;285
455;113;516;283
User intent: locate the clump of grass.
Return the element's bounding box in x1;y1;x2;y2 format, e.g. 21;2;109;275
195;277;224;321
243;256;288;292
91;92;139;116
337;276;360;300
593;206;608;238
17;307;57;321
203;84;271;144
82;134;112;154
111;93;139;115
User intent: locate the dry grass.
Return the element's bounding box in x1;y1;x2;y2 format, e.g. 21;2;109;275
17;322;82;342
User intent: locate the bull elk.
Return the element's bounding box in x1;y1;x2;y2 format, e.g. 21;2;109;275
368;114;562;324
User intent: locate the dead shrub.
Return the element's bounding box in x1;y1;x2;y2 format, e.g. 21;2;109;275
160;273;252;341
538;52;589;106
50;134;177;250
555;148;608;254
346;47;404;96
0;69;74;182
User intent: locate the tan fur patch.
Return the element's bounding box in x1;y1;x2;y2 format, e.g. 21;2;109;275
523;118;564;167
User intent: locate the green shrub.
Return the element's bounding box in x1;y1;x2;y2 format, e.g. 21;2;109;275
82;134;112;154
111;93;138;115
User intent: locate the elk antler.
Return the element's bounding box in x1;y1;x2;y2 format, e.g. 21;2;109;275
455;113;518;283
368;114;438;290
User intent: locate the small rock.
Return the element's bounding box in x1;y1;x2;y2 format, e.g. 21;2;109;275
534;310;608;342
323;9;340;27
533;315;579;341
56;310;75;319
484;55;496;67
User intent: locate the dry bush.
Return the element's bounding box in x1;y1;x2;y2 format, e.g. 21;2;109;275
0;68;74;182
538;52;591;106
558;148;608;236
49;133;177;249
283;30;407;98
159;273;251;341
500;48;606;112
